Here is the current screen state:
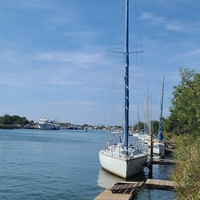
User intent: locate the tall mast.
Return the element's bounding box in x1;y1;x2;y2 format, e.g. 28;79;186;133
125;0;129;151
158;75;165;141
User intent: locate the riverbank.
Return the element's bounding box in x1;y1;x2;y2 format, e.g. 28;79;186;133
0;124;38;129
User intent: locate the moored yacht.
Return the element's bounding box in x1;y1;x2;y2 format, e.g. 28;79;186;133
99;0;148;179
38;116;60;130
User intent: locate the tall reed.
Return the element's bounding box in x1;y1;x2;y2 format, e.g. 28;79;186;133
171;134;200;200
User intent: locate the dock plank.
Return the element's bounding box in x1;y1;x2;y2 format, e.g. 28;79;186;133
110;181;145;193
145;179;175;190
162;180;165;186
94;189;133;200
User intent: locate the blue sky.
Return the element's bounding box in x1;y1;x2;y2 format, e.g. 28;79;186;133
0;0;200;126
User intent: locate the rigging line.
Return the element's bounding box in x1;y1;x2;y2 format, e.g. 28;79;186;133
109;0;124;53
108;1;125;127
108;52;124;127
132;0;144;114
133;0;143;50
134;0;144;102
133;0;144;100
108;53;117;127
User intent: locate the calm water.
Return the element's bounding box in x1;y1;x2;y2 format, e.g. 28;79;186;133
0;129;176;200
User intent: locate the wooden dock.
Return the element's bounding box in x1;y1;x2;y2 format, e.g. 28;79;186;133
94;179;175;200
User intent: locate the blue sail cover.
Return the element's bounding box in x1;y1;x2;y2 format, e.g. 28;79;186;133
158;131;163;141
158;76;165;142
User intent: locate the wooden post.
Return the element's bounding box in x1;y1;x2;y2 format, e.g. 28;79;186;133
148;133;153;178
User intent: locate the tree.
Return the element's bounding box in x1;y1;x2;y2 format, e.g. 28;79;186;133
133;121;146;131
166;68;200;134
12;115;22;124
21;117;29;125
0;114;30;126
151;120;159;135
1;114;14;125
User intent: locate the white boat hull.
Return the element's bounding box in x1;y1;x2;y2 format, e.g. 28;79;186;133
38;117;60;130
38;124;58;130
99;148;148;178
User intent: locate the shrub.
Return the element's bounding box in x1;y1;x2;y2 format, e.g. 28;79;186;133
171;134;200;200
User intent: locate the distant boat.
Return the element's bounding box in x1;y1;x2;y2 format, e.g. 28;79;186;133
38;116;60;130
99;0;148;179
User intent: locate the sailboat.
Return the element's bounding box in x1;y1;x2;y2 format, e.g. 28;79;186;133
153;75;165;156
99;0;148;179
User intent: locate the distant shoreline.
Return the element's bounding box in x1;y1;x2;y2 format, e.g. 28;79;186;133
0;124;39;129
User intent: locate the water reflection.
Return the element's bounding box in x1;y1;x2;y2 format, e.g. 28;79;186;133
97;168;124;189
97;168;147;189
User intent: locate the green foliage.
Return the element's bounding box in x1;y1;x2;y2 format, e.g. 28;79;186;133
166;67;200;199
132;120;161;136
0;114;29;126
132;120;160;134
151;120;159;135
133;121;145;131
171;134;200;200
165;68;200;135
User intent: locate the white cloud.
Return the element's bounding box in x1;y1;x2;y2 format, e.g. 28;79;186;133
48;81;83;86
141;12;200;38
181;49;200;57
35;51;108;69
165;21;182;31
140;12;165;24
